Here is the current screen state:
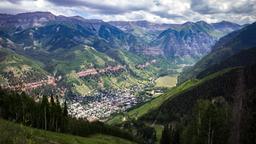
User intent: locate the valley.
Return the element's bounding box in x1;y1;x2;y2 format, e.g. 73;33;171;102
0;9;255;144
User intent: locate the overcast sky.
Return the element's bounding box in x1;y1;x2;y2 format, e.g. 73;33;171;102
0;0;255;24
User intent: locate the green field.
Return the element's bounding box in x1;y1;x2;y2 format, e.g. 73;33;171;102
155;75;177;88
0;119;135;144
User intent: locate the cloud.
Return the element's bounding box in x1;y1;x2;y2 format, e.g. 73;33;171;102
191;0;256;14
0;0;255;24
46;0;152;14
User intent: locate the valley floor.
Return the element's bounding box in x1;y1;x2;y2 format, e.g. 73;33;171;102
155;75;177;88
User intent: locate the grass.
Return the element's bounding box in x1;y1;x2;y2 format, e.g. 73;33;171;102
155;75;177;88
0;119;136;144
153;124;164;143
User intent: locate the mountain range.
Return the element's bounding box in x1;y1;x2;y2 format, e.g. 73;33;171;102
0;12;242;96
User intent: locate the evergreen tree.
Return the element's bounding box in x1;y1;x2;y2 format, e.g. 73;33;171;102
49;95;56;131
41;95;49;130
161;124;171;144
55;96;62;132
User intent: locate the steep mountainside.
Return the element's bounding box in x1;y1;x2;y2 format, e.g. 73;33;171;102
197;47;256;78
179;22;256;83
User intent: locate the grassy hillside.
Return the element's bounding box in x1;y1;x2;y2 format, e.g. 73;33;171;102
0;48;49;86
0;119;135;144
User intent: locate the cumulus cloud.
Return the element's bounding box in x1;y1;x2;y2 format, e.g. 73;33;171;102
0;0;255;24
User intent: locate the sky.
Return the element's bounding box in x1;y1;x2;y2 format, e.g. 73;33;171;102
0;0;255;24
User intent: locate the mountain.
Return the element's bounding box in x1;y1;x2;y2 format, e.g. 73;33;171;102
0;12;140;52
212;20;242;32
179;22;256;83
197;47;256;78
0;12;241;60
110;20;241;61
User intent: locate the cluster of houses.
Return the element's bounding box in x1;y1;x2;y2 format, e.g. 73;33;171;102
68;88;152;122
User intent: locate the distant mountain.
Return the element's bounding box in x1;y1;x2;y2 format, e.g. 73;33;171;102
0;12;241;61
0;12;140;52
179;22;256;83
110;20;241;61
212;20;242;32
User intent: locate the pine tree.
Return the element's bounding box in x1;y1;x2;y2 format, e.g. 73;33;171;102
62;100;68;132
55;96;62;132
41;95;49;130
161;124;171;144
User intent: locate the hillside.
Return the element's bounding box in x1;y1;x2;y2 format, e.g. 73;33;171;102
197;47;256;78
0;119;135;144
0;48;60;96
179;22;256;83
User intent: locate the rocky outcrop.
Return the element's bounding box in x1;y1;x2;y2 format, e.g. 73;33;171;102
77;65;125;78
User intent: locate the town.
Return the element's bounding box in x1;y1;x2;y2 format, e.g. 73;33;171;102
68;86;153;122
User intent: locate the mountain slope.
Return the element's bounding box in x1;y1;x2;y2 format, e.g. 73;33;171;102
179;22;256;83
0;48;52;89
197;47;256;78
